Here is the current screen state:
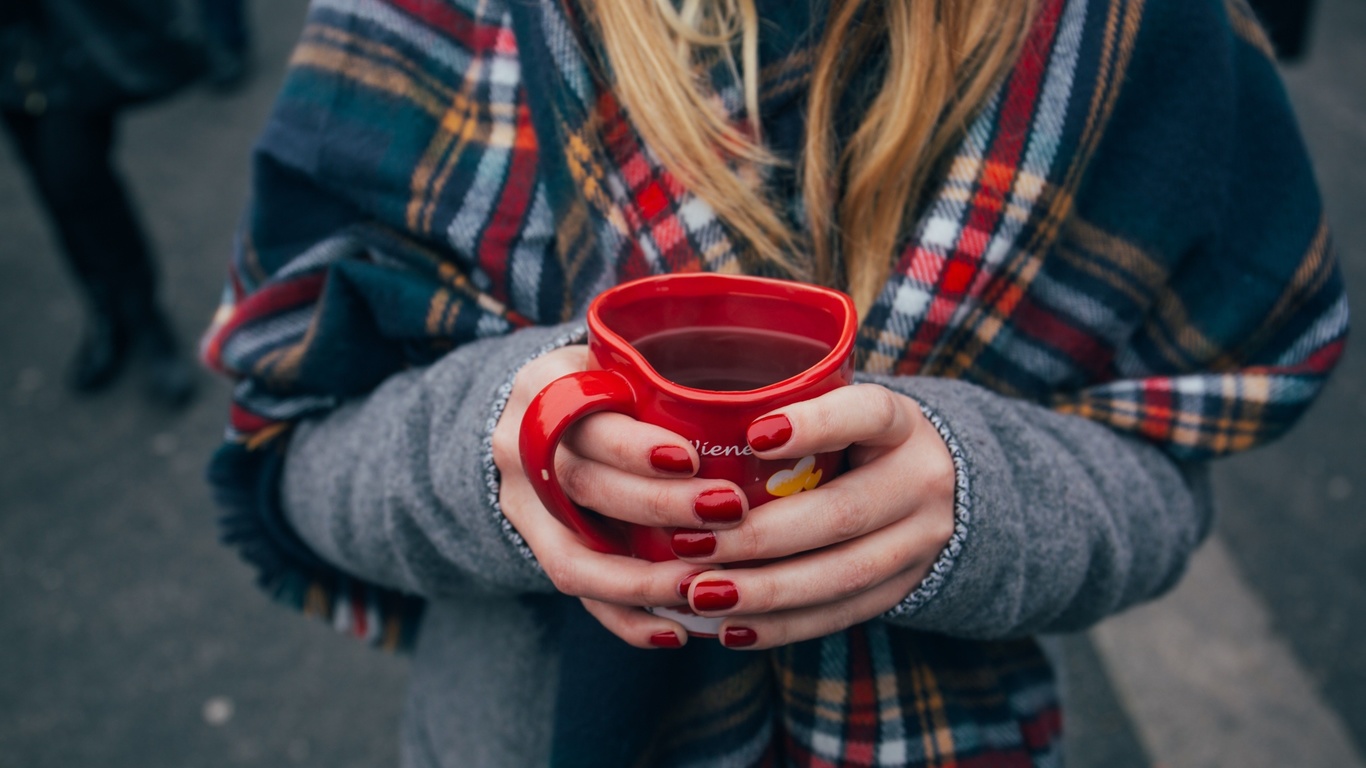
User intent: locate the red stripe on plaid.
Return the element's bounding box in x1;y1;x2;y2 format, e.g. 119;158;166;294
478;110;540;301
897;0;1065;372
638;180;669;219
844;628;879;766
941;260;977;294
1293;337;1347;374
594;92;656;281
907;246;946;286
386;0;502;51
594;89;710;278
228;403;278;435
1020;705;1063;751
1137;383;1177;441
203;272;328;371
1012;294;1114;377
230;266;246;303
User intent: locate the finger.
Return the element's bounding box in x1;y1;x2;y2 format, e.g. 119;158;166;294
580;598;690;649
505;345;591;419
557;451;748;528
712;573;921;650
500;476;701;607
746;384;914;459
682;510;953;618
672;444;951;563
562;411;699;478
493;345;591;477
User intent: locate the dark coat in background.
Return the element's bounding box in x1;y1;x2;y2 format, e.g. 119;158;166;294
0;0;204;115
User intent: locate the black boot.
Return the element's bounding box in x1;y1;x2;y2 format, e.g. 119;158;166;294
131;307;197;409
68;300;130;393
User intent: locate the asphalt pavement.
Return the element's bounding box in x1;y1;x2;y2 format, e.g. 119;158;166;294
1;1;1363;766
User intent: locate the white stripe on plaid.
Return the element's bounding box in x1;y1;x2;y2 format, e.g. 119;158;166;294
446;69;525;256
534;0;596;110
219;308;314;368
863;0;1088;375
508;185;555;322
311;0;478;78
1278;293;1349;366
871;623;912;766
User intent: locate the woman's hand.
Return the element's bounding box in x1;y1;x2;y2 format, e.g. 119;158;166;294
676;384;957;649
493;352;957;650
491;345;747;649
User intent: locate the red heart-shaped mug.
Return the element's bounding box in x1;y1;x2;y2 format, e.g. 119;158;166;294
519;273;857;634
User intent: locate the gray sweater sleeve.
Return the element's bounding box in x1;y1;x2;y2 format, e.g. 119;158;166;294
279;323;586;599
282;333;1211;637
868;373;1213;639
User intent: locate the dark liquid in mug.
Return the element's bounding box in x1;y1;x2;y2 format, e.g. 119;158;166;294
633;326;833;391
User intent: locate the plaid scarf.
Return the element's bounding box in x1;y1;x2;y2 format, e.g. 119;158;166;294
202;0;1346;764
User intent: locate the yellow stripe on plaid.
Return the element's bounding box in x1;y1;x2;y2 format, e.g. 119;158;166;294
291;36;454;119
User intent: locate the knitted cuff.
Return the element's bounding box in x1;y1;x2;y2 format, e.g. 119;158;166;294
482;325;590;568
880;402;971;621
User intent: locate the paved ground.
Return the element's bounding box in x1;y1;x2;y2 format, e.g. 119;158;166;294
0;2;1363;766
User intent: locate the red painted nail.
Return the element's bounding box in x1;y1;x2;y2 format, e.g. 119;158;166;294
649;445;694;474
677;570;706;599
650;631;683;648
747;414;793;452
694;488;744;523
722;627;758;648
671;529;717;558
692;580;739;612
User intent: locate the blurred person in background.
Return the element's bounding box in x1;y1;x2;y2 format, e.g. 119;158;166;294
199;0;251;90
1;0;201;407
201;0;1347;766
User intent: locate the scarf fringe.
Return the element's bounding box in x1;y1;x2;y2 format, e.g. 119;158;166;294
208;440;426;652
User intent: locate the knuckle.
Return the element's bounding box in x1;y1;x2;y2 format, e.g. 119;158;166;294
734;521;765;560
542;557;582;597
624;573;656;607
837;553;880;596
647;484;677;527
605;430;638;470
512;357;551;394
748;623;786;651
490;427;518;472
557;457;591;502
869;387;901;434
928;451;957;494
831;600;863;634
925;505;958;551
810;400;841;439
824;492;865;541
743;573;779;614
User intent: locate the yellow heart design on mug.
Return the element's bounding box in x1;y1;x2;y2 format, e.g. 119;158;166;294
765;455;823;497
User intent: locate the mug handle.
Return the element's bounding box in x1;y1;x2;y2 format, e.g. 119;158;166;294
518;369;638;555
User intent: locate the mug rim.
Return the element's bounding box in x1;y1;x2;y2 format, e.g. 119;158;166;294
586;273;857;403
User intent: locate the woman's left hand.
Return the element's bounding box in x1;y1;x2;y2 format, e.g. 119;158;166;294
680;383;958;649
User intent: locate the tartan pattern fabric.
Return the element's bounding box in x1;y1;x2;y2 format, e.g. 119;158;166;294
201;0;1346;764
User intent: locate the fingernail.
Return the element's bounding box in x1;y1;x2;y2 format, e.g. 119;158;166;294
677;570;706;599
747;414;792;451
694;488;744;523
650;631;683;648
671;529;716;558
692;580;739;612
649;445;693;474
722;627;757;648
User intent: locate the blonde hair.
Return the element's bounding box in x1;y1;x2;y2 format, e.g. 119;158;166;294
583;0;1039;314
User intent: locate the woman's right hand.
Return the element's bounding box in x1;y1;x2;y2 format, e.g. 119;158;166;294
489;345;747;649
